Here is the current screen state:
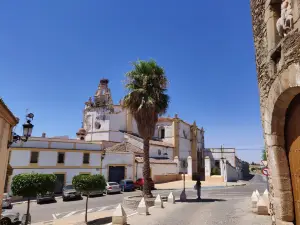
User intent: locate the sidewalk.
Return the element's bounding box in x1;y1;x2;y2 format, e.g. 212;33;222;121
155;180;247;190
127;198;271;225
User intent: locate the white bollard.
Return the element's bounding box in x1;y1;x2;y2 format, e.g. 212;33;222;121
251;191;259;209
255;190;260;198
137;197;149;215
168;192;175;204
257;197;269;215
155;194;164;208
263;189;270;213
112;204;127;225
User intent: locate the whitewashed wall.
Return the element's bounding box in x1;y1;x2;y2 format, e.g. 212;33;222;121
65;152;83;166
10;150;30;166
226;163;238;182
149;145;174;159
110;107;126;131
136;163;177;180
84;111;110;141
154;122;173;144
178;122;192;161
205;149;236;167
39;152;57;166
132;118;138;134
109;131;124;143
102;153;134;180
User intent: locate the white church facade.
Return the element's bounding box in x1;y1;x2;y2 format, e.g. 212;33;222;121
7;79;205;193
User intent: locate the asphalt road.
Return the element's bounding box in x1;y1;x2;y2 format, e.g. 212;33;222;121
9;175;268;223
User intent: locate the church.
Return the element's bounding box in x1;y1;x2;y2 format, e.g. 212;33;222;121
7;79;205;193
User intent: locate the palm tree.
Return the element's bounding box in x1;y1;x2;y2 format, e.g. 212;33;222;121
123;59;169;198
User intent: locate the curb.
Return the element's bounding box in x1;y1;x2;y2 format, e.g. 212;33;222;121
12;196;62;205
156;183;247;191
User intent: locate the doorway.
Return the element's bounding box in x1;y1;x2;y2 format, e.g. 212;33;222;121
108;166;125;183
285;93;300;224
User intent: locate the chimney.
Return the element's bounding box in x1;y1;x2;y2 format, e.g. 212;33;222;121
42;133;46;138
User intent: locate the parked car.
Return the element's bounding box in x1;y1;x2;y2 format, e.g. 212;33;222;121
105;182;121;194
134;178;155;190
62;185;81;201
119;179;135;192
1;209;19;225
36;192;55;204
2;193;12;209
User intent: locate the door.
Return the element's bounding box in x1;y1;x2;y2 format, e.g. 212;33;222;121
285;93;300;224
108;166;125;183
54;174;65;194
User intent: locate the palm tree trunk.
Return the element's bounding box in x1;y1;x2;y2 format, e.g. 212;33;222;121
85;194;89;223
25;198;30;225
143;138;153;198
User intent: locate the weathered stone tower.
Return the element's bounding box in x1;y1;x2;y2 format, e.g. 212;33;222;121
250;0;300;224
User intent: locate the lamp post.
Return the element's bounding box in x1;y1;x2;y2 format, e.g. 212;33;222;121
100;150;106;175
7;113;34;148
220;145;227;187
180;158;188;202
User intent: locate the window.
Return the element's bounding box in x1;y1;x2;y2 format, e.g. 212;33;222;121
30;151;39;164
83;153;90;164
158;149;162;156
57;152;65;164
160;128;165;139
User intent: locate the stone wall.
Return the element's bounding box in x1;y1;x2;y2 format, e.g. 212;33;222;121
250;0;300;224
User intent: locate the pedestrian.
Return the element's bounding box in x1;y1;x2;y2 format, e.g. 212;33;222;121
195;179;201;200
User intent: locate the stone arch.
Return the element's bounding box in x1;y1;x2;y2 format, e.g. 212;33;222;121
264;63;300;223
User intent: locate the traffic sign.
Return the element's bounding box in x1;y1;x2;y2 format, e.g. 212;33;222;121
262;167;269;176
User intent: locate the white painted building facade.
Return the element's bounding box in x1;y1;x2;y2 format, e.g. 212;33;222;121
7;78;206;193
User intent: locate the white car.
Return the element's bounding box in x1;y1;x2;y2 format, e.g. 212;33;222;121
2;193;12;209
105;182;121;194
1;209;20;225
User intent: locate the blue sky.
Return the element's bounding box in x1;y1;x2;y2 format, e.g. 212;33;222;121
0;1;263;163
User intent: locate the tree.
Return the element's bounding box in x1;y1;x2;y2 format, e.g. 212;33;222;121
123;59;170;198
11;173;56;225
72;174;106;223
262;149;267;161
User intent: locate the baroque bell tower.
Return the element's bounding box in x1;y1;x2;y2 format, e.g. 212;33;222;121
83;78;114;142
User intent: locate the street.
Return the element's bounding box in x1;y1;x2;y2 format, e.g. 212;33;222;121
10;175;268;224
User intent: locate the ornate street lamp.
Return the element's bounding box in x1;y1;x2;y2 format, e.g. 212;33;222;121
8;113;34;148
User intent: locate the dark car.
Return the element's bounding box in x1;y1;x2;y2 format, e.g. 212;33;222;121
134;178;155;190
62;185;81;201
119;179;135;192
37;192;56;204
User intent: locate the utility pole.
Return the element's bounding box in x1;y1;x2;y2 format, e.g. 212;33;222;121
221;145;227;187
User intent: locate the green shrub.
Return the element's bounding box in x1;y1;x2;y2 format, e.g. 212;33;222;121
72;174;106;223
211;167;221;175
11;173;56;225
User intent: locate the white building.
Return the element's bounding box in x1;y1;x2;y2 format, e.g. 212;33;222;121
7;78;206;193
204;148;246;182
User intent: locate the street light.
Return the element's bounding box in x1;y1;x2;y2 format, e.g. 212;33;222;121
7;113;34;148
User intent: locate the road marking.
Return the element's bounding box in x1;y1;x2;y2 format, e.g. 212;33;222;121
97;206;109;212
80;209;93;215
62;211;78;218
52;213;58;219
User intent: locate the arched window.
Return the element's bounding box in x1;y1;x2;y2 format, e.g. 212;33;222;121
158;149;162;156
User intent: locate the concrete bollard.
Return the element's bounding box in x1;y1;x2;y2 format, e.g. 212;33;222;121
251;191;259;210
255;190;260;198
168;192;175;204
112;204;127;225
263;189;270;214
137;197;149;215
155;194;164;208
257;197;269;215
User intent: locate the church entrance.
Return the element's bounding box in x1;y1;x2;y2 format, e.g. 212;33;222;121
285;93;300;225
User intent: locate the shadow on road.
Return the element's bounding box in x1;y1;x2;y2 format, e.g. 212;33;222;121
85;216;112;225
175;198;226;203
